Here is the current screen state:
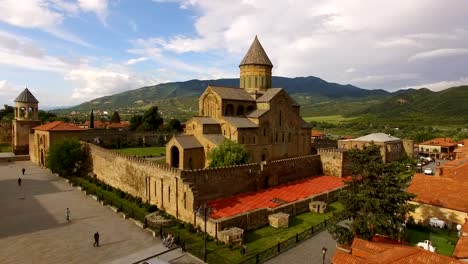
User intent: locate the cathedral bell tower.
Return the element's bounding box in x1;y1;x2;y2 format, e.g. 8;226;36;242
12;88;41;155
239;36;273;94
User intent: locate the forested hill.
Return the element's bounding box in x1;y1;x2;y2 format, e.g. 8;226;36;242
65;76;389;111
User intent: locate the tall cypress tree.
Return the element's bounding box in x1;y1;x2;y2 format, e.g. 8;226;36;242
90;109;94;129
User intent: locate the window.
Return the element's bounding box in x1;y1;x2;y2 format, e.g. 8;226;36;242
275;133;278;143
154;182;157;197
288;132;291;142
279;110;282;126
241;136;245;144
189;158;193;170
282;133;285;142
225;104;234;116
263;128;266;136
253;137;256;144
168;186;171;203
183;192;187;209
236;105;244;116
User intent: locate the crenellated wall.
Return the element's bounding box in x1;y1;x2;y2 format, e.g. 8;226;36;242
318;148;352;177
0;122;12;144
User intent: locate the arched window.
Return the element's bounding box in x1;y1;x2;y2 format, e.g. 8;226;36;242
241;136;245;144
236;105;244;116
189;158;193;170
19;107;26;118
225;104;234;116
246;105;255;113
279;110;282;126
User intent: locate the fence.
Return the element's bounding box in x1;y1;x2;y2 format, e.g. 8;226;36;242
239;214;343;264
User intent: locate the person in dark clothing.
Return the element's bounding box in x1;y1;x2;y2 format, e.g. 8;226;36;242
18;177;22;186
93;232;100;247
22;168;25;175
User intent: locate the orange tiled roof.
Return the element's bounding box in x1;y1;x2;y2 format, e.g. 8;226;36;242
333;238;465;264
107;122;130;128
84;120;106;128
33;121;86;131
438;158;468;181
453;236;468;259
419;137;457;147
463;220;468;233
207;176;344;219
311;130;325;137
407;174;468;212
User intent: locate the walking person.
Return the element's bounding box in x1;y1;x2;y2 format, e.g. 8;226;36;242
65;208;71;222
17;177;22;187
93;232;100;247
22;168;25;175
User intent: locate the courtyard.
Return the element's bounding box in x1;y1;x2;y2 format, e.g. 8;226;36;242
0;160;171;264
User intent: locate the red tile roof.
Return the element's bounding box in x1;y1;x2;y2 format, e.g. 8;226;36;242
207;176;344;219
333;238;465;264
311;129;325;137
419;137;457;147
453;236;468;259
84;120;106;128
33;121;86;131
407;174;468;213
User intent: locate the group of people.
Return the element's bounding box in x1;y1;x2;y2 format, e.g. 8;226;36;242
162;233;175;248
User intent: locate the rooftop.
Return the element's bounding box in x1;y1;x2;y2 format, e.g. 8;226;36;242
14;88;39;103
222;116;258;128
239;36;273;67
342;133;400;143
209;86;255;101
33;121;86;131
207;176;344;219
419;137;457;147
407;174;468;212
172;135;203;149
453;236;468;259
332;238;464;264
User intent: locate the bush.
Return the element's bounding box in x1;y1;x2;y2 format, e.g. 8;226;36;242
184;223;196;233
147;204;157;212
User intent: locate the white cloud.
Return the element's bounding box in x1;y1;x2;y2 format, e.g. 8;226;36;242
408;48;468;62
125;57;148;65
400;77;468;91
351;73;419;85
78;0;109;24
345;68;356;74
376;38;422;48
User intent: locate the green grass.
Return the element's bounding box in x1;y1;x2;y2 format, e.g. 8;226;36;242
0;143;12;152
405;224;459;256
114;146;166;157
303;115;359;124
167;202;343;263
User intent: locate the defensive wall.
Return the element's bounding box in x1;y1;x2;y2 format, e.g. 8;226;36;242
318;148;352;177
85;143;342;237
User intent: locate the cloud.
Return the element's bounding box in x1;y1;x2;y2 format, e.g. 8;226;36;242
78;0;109;25
376;38;423;48
345;68;356;73
125;57;148;65
400;77;468;91
351;73;420;85
408;48;468;62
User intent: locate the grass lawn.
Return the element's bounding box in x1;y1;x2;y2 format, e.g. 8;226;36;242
303;115;359;124
405;224;459;256
0;143;12;152
166;202;343;263
114;146;166;157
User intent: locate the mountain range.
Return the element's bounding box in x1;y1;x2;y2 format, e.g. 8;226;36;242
59;76;468;125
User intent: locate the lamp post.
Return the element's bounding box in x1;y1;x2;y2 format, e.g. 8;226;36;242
322;246;327;264
197;203;212;263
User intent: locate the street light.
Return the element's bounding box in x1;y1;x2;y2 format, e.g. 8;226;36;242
322;246;327;264
197;203;212;263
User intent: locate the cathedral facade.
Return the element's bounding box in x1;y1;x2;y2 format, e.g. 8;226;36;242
166;37;312;169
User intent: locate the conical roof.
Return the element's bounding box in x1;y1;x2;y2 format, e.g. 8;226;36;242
239;36;273;67
14;88;39;103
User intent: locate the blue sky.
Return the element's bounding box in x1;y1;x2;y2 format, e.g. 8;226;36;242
1;0;468;107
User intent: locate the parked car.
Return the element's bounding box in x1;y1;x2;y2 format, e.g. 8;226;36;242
417;240;436;252
429;217;445;228
424;168;433;175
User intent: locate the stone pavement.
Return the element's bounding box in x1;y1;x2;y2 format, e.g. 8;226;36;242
265;229;337;264
0;161;179;264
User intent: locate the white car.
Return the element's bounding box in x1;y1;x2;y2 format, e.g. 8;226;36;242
424;168;433;175
417;240;436;252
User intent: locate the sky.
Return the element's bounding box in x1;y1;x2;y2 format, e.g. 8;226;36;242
1;0;468;107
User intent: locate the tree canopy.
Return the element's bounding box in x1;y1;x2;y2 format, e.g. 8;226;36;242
129;106;164;131
111;111;121;123
46;138;88;177
208;140;249;167
0;105;14;121
330;144;416;245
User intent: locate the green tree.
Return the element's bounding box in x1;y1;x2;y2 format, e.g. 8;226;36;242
38;110;57;123
141;106;163;131
89;109;94;128
330;144;416;245
208;140;249;167
129;114;143;131
46;138;87;177
111;111;121;123
160;118;183;133
0;105;14;121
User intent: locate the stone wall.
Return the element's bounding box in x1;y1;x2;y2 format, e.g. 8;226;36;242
0;122;12;144
318;148;352;177
410;201;466;229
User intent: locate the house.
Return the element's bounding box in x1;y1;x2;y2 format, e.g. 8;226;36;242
338;133;414;163
417;137;457;159
332;238;464;263
311;129;326;139
453;220;468;261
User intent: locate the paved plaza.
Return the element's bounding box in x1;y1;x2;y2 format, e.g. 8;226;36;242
0;160;180;264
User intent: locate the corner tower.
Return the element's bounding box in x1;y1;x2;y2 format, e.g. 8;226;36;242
12;88;41;155
239;36;273;93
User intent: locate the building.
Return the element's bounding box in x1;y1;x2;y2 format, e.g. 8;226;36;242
417;137;457;159
166;36;311;169
453;220;468;261
12;88;41;155
332;238;464;264
338;133;414;163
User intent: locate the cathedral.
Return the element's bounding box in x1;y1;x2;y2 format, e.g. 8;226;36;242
166;36;312;169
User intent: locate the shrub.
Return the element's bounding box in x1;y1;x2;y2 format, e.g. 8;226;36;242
184;223;195;233
147;204;157;212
